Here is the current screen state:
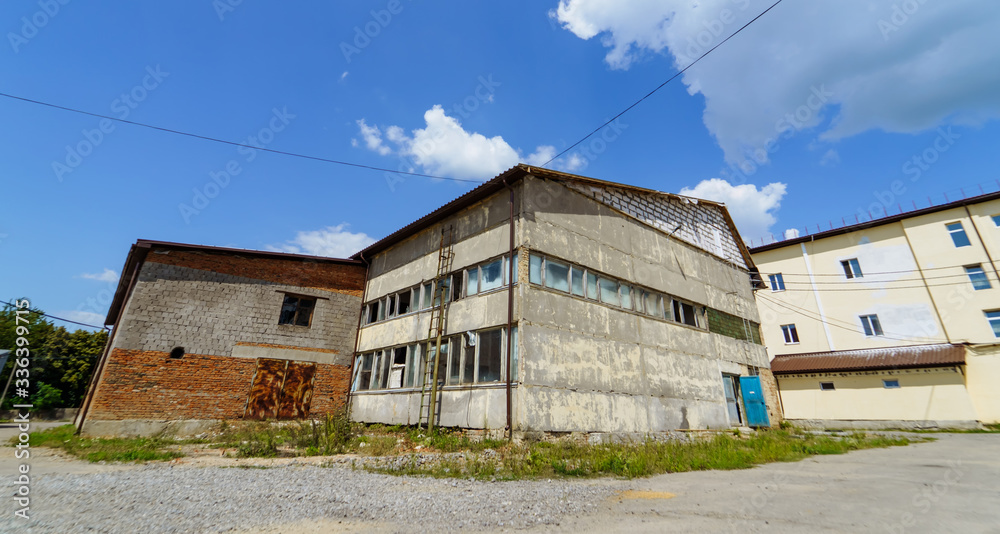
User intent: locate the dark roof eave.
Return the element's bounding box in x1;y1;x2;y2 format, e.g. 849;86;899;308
772;362;963;375
750;189;1000;253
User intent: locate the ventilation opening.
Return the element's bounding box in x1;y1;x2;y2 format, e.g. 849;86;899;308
170;347;185;359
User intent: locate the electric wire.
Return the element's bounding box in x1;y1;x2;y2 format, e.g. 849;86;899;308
2;300;107;330
755;292;949;344
0;92;480;183
542;0;785;167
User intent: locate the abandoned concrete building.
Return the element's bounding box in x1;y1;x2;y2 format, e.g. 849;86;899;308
348;165;781;437
76;240;366;436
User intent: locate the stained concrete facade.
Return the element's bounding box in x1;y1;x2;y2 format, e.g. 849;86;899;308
350;167;777;436
77;241;366;437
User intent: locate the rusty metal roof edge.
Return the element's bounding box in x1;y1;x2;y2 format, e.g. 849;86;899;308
770;343;967;374
349;164;752;268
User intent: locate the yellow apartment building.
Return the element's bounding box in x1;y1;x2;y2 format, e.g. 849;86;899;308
750;191;1000;429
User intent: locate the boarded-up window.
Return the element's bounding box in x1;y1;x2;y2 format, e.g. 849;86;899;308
244;358;317;420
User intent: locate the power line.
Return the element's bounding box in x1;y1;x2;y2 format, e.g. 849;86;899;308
542;0;785;167
755;293;948;344
759;263;997;277
765;280;980;292
0;92;481;184
2;301;107;330
768;273;982;286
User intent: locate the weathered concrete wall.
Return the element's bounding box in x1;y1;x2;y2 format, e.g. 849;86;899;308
518;175;770;432
351;386;515;428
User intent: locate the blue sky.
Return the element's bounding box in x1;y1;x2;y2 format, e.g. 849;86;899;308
2;0;999;329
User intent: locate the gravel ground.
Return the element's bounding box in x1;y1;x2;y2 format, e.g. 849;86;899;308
3;463;625;533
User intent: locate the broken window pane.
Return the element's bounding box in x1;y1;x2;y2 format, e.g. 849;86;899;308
294;298;315;326
451;273;463;301
467;266;479;296
397;290;411;315
478;329;503;383
387;295;396;318
279;296;298;324
586;271;598;300
529;254;542;284
571;266;585;296
377;299;385;322
462;336;476;384
358;353;373;391
389;347;407;388
436;340;449;385
544;259;569;292
449;339;462;385
621;285;633;309
480;259;503;292
371;351;385;389
599;277;620;306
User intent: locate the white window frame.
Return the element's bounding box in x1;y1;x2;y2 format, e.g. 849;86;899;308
769;273;785;292
780;324;799;344
986;310;1000;338
946;221;972;248
965;265;992;291
841;258;863;279
860;314;884;337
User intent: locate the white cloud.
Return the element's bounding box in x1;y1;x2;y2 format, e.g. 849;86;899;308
79;269;119;283
58;310;106;327
552;1;1000;165
356;119;391;156
340;71;349;82
819;149;840;167
267;224;376;258
783;228;800;239
355;106;578;180
679;178;786;240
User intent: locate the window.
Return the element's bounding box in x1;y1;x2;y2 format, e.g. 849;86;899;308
397;290;411;315
480;258;503;292
993;214;1000;227
643;290;662;317
946;222;972;247
570;266;585;297
529;254;542;285
965;265;992;290
987;310;1000;338
820;382;835;391
780;324;799;344
841;258;863;279
860;314;884;337
357;353;373;391
883;379;900;389
544;259;570;292
672;299;698;327
722;375;741;425
477;329;503;383
769;273;785;291
598;277;620;306
586;271;598;300
169;347;185;359
278;295;315;326
386;294;397;318
462;335;476;385
421;282;433;309
620;285;633;310
503;253;518;286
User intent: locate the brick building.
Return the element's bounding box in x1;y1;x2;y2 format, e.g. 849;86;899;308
76;240;366;436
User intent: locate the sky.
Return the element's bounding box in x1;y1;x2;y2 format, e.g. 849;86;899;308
2;0;1000;330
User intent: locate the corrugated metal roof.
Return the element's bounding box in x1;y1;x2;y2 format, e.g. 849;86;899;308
770;343;966;374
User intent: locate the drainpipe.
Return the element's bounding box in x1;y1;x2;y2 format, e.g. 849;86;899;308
346;252;371;420
75;257;142;434
504;179;515;442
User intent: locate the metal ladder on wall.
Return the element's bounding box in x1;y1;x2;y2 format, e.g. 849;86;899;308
418;226;455;431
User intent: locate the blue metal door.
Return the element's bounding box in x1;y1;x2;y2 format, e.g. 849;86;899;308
739;376;770;428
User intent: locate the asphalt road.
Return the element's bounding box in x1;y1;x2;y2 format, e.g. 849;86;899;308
546;433;1000;533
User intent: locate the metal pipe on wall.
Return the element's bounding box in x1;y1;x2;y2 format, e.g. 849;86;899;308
504;179;515;442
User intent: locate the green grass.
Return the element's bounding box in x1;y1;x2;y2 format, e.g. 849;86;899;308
369;429;916;480
18;424;184;463
904;423;1000;434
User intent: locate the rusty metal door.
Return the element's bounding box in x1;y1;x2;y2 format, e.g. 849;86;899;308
277;361;317;419
244;359;317;420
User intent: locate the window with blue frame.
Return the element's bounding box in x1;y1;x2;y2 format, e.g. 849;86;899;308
987;310;1000;338
769;273;785;291
841;258;863;279
946;222;972;247
860;314;884;336
965;265;992;290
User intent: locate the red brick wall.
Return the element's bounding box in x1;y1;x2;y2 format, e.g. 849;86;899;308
88;348;352;421
145;248;367;296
